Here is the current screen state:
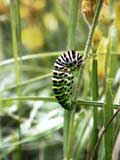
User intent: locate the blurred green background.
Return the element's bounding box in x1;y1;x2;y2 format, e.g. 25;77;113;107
0;0;120;160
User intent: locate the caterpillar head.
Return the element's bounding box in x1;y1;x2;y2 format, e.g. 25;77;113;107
68;50;83;71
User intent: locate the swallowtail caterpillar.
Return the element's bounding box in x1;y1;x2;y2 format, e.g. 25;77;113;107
52;50;83;110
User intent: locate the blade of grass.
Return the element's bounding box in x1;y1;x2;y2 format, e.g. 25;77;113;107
10;0;22;159
104;32;114;160
64;0;79;158
53;1;68;27
0;99;8;160
73;111;91;159
0;73;52;93
16;0;22;58
0;51;61;66
90;57;99;158
0;51;119;67
0;122;63;154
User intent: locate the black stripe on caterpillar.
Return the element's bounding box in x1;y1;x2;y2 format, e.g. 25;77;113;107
52;50;83;110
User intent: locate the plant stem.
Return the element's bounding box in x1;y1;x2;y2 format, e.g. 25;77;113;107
0;99;8;160
64;0;79;158
74;0;103;102
74;112;91;160
0;96;120;109
10;0;21;89
64;110;71;156
66;108;76;160
10;0;22;159
16;0;22;58
67;0;79;50
91;58;99;158
104;33;113;160
83;0;103;60
71;0;103;159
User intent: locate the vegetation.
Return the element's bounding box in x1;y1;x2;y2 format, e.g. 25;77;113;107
0;0;120;160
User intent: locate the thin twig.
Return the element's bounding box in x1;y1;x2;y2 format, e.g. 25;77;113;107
90;108;120;160
83;0;103;60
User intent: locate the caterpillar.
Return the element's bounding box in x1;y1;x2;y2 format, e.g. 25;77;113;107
52;50;83;110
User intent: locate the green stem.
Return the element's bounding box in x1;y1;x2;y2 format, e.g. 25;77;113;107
0;99;8;160
75;112;91;160
104;34;113;160
10;0;22;159
67;0;79;50
66;108;76;160
64;0;79;158
10;0;21;88
64;110;71;156
104;80;113;160
91;58;99;158
71;0;103;159
73;0;103;102
83;0;103;60
16;0;22;58
0;96;120;109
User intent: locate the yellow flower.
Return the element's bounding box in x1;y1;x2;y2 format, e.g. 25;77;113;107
22;25;44;50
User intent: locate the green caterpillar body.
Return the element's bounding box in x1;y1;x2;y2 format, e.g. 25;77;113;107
52;50;83;110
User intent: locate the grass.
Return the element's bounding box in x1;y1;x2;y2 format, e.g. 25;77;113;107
10;0;22;159
104;32;114;160
91;56;99;158
64;0;79;158
65;0;103;159
0;0;120;160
